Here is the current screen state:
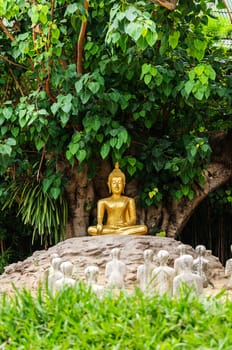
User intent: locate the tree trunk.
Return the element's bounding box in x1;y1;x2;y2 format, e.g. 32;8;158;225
57;160;94;237
66;165;94;237
164;163;232;238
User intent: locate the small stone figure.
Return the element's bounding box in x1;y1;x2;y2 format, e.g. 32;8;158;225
193;245;214;288
152;250;175;297
174;244;188;275
84;265;104;296
105;248;127;290
173;254;203;296
44;253;60;280
224;245;232;289
55;261;76;292
49;253;60;270
48;257;63;295
137;249;156;292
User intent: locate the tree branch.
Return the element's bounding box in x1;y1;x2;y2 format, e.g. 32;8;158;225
0;18;15;41
77;0;89;74
43;0;57;102
151;0;178;10
0;55;27;69
9;68;24;97
37;145;46;181
45;77;57;102
0;18;34;71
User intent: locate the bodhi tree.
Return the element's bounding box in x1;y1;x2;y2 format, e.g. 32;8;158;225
0;0;231;247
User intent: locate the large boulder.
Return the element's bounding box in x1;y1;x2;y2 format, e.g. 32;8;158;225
0;235;225;294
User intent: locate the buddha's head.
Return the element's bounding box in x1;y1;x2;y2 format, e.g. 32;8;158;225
144;249;154;263
107;162;126;194
195;245;206;256
179;254;193;271
60;261;73;277
85;265;99;284
157;250;169;265
177;244;187;256
52;257;62;271
110;247;121;259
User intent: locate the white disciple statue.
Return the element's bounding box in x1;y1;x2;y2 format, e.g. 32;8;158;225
84;265;104;297
152;250;175;297
173;254;203;297
174;244;188;275
193;245;214;288
105;248;127;290
137;249;156;293
55;261;76;292
48;257;63;295
224;245;232;289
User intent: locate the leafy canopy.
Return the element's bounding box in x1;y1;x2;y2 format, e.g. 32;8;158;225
0;0;231;216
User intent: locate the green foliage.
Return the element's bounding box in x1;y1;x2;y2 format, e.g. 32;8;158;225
0;248;12;274
183;64;216;100
203;15;232;40
106;3;158;51
2;179;68;247
0;180;38;269
139;133;211;205
156;230;166;237
0;286;232;349
208;185;232;214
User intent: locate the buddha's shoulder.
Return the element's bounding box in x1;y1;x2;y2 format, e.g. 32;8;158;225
98;196;117;203
98;197;109;204
121;195;135;200
98;196;135;203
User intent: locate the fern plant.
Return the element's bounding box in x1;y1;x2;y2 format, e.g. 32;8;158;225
2;180;68;248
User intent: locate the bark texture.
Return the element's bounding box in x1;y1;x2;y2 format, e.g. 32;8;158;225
57;160;94;237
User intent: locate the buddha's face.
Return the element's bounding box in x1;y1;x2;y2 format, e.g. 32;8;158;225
144;249;153;262
110;176;124;195
111;248;120;259
196;245;206;256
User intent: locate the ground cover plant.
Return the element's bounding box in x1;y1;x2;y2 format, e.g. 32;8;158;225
0;284;232;349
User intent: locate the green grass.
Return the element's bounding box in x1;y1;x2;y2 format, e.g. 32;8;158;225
0;284;232;349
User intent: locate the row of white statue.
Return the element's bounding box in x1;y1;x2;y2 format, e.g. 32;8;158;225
47;243;219;297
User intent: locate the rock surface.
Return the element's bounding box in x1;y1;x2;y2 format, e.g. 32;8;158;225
0;235;226;294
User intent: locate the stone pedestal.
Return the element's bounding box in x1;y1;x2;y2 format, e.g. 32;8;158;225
0;235;225;294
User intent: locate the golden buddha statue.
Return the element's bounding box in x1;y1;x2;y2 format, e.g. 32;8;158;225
88;163;148;236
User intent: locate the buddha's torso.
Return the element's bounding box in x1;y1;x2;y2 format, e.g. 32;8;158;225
99;196;131;226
